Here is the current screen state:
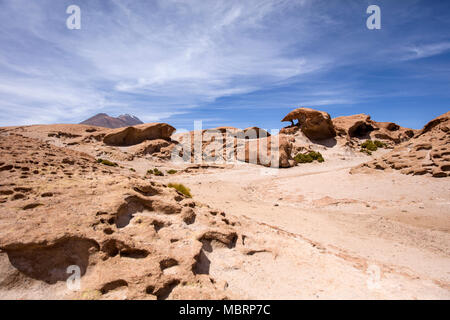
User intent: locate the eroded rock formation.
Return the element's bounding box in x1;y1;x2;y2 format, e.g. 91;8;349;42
352;111;450;177
281;107;336;140
103;123;176;146
333;114;415;143
173;128;294;168
0;133;241;299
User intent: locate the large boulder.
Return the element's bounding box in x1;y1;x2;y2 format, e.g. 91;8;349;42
173;128;294;168
239;135;294;168
210;126;242;134
281;108;336;140
333;114;375;138
103;123;175;146
243;127;271;139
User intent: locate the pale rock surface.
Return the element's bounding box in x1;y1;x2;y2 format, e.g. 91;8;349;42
103;123;176;146
0;133;241;299
352;111;450;178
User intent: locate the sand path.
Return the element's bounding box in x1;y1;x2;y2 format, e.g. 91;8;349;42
160;159;450;299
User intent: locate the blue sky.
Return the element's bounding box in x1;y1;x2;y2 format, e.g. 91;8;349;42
0;0;449;130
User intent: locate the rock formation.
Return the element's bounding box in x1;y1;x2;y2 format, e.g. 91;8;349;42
243;127;271;139
103;123;176;146
333;114;415;143
333;114;375;138
173;128;294;168
127;139;176;160
0;133;240;299
352;111;450;177
281;107;336;140
239;135;294;168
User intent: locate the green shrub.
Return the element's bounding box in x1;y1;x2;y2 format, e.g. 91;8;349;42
167;169;178;175
96;158;118;167
360;148;372;155
129;168;136;172
374;140;386;148
294;153;312;163
147;168;164;176
361;140;386;153
294;151;324;164
168;183;192;198
361;140;377;151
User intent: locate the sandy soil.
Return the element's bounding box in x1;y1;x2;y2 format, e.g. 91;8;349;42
154;159;450;299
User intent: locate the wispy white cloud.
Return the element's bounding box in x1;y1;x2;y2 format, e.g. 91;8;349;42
0;0;328;125
0;0;448;126
298;98;355;107
403;42;450;60
139;111;188;123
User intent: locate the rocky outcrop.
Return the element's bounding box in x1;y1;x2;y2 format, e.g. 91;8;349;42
173;128;294;168
103;123;176;146
281;108;336;140
0;134;240;299
238;135;294;168
243;127;271;139
14;123;178;161
351;111;450;178
279;126;301;136
127;139;176;160
371;122;415;143
333;114;415;143
333;114;375;138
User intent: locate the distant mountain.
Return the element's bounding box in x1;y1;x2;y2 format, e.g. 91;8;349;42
80;113;144;128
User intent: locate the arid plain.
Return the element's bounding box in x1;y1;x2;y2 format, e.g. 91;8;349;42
0;108;449;299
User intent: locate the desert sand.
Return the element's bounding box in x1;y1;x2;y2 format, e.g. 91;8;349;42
0;108;449;299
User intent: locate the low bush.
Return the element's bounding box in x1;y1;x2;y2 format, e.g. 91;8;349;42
96;158;118;167
167;169;178;175
374;140;387;148
294;151;324;164
168;183;192;198
361;140;377;151
361;140;386;153
147;168;164;176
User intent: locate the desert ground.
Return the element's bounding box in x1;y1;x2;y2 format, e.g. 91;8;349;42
0;108;449;299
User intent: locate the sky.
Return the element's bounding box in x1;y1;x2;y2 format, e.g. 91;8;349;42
0;0;449;130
